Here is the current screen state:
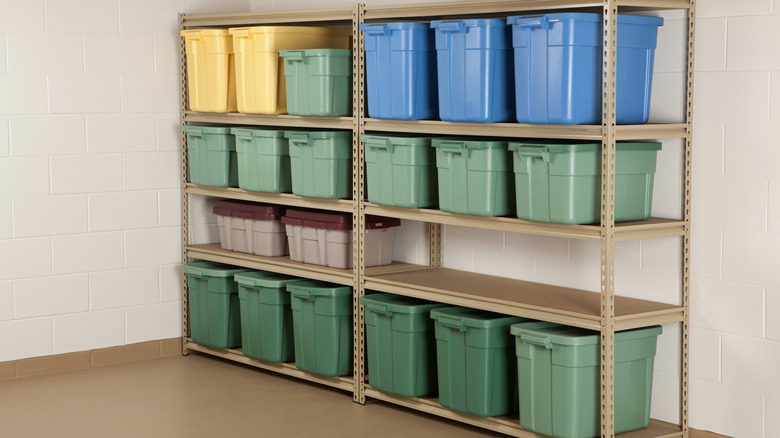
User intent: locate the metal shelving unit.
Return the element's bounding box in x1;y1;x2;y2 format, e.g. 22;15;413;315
179;1;694;436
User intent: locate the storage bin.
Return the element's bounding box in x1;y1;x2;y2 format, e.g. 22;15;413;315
360;22;438;120
430;307;527;417
430;19;514;123
184;126;238;188
231;128;291;193
287;280;353;376
511;322;662;438
431;138;514;216
508;13;664;125
281;209;400;269
285;130;352;199
362;134;438;208
280;49;352;117
183;262;252;349
508;141;661;224
235;271;304;362
212;200;287;257
229;26;352;115
360;294;447;397
181;29;237;113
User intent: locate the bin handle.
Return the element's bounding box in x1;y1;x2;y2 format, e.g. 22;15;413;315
436;316;467;332
512;16;551;30
520;332;553;349
287;133;310;146
436;21;468;33
514;145;551;163
282;50;304;62
362;136;394;153
186;131;203;139
362;23;391;36
363;302;393;317
292;289;316;301
436;141;468;158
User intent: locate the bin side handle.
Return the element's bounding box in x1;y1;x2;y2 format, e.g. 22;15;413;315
436;316;467;332
281;50;304;62
363;302;393;317
292;289;316;301
362;23;391;35
520;332;553;349
436;141;468;159
287;134;310;146
514;145;551;163
362;137;394;153
512;16;551;30
436;21;467;33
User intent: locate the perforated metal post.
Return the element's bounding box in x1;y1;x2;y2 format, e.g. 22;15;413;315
179;13;190;356
600;2;618;437
429;223;442;268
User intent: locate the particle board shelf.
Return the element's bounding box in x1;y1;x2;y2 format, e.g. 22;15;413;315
182;8;352;28
186;243;428;286
364;387;683;438
364;119;687;140
186;184;354;213
185;340;353;392
363;203;686;241
184;112;353;130
364;267;684;331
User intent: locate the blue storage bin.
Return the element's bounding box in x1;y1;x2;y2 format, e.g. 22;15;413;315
430;19;514;123
361;22;438;120
508;13;664;125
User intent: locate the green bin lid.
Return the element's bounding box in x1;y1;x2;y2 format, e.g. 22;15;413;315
510;321;662;347
360;293;446;315
234;271;305;289
431;137;508;150
361;134;434;147
230;127;285;138
182;261;251;278
508;141;661;154
286;280;352;297
284;130;352;140
280;48;351;57
430;306;527;328
183;125;232;135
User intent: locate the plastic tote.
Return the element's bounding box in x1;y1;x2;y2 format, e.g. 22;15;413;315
508;13;664;125
511;322;662;438
229;26;352;115
430;19;514;123
508;141;661;224
280;49;352;117
235;271;304;363
360;294;447;397
432;138;515;217
430;307;527;417
362;134;438;208
181;29;237;113
212;200;287;257
360;22;438;120
285;130;352;199
183;262;252;349
184;126;238;188
287;281;353;377
231;127;291;193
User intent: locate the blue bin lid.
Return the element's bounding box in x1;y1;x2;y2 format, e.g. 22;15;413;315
431;18;508;28
507;13;662;27
510;321;662;347
360;22;430;32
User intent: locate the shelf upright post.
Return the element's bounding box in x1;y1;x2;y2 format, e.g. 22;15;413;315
429;223;442;268
179;13;190;356
681;1;696;436
600;1;618;437
353;2;367;405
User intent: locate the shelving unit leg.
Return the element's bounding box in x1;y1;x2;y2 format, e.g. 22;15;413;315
179;12;190;357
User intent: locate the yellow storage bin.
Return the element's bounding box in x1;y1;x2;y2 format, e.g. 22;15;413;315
229;26;352;115
181;29;238;113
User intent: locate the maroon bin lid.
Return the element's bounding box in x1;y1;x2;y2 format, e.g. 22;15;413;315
281;209;400;231
212;200;284;221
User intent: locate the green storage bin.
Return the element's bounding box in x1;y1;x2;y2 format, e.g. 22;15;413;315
508;141;662;224
511;322;662;438
183;262;251;349
431;138;515;217
287;280;353;376
360;293;447;397
280;49;352;117
184;125;238;188
285;130;352;199
235;271;305;363
430;306;527;417
231;128;292;193
362;135;438;208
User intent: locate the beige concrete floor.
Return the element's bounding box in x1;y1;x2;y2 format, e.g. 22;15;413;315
0;353;499;438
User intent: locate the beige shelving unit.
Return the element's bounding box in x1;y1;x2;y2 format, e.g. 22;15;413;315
179;1;695;437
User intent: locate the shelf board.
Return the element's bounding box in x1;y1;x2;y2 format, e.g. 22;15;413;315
364;267;684;331
186;184;354;213
364;119;687;140
185;112;353;130
185;340;353;392
182;8;353;27
364;204;685;241
365;387;682;438
186;243;428;286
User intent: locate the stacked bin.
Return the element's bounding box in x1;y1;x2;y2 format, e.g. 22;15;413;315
280;49;352;117
360;22;438;120
184;262;251;349
287;281;353;377
229;26;352;115
181;29;237;113
360;294;447;397
232;128;292;193
212;200;288;257
285;130;352;199
184;126;238;188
